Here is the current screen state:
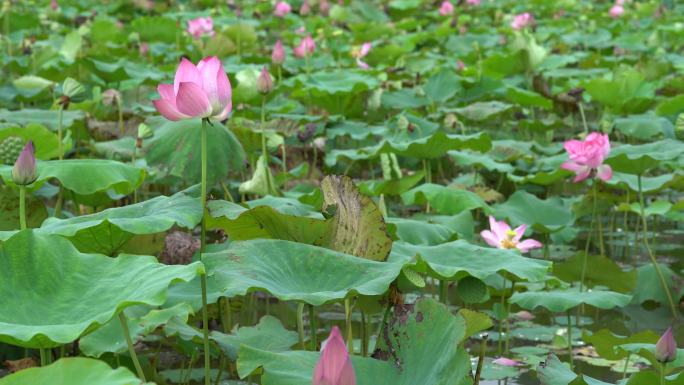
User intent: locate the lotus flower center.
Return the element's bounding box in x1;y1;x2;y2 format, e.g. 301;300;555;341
501;230;518;249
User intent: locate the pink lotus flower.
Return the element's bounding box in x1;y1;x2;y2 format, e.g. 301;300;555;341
481;216;542;253
274;1;291;17
300;1;311;15
153;56;232;122
354;42;371;69
187;17;214;39
493;357;524;367
313;326;356;385
456;60;465;72
319;0;330;15
561;132;612;182
294;35;315;58
513;310;535;321
50;0;58;10
12;141;37;186
466;0;480;5
609;4;624;18
655;327;677;363
615;0;625;5
272;40;286;65
139;42;149;56
439;1;454;16
257;66;273;94
511;12;534;30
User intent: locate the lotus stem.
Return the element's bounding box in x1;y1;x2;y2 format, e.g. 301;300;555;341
638;174;678;319
119;312;146;381
578;102;589;134
661;362;666;385
579;181;598;294
19;186;26;230
344;298;353;353
439;280;447;304
261;95;273;196
309;305;317;350
297;302;305;349
200;118;212;385
473;334;487;385
566;310;573;370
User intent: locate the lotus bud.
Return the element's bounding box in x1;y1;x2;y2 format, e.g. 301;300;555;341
272;40;285;65
102;89;121;106
12;141;37;186
655;327;677;363
257;66;274;95
313;326;356;385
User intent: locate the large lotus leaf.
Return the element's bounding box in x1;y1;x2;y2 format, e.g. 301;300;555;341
389;240;550;282
0;108;85;131
424;69;461;103
30;187;202;254
613;115;674;140
206;199;327;244
0;186;47;231
289;70;379;95
449;150;515;173
211;315;298;361
605;172;680;193
552;254;637;293
145;117;245;186
0;357;153;385
494;190;574;233
509;287;632;313
631;263;682;305
80;303;193;358
326;121;389;140
318;175;392;261
454;101;513;121
507;169;572;186
0;230;202;348
325;132;491;165
536;354;612;385
606;140;683;175
581;329;658;360
204;239;403;306
386;217;459;245
0;123;68;160
583;70;656;114
0;160;143;199
238;155;280;196
237;298;471;385
358;172;425;196
401;183;490;215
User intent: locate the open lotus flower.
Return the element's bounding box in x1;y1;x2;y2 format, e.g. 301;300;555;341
481;216;542;253
493;357;524;367
187;17;214;38
272;40;285;64
294;35;316;58
511;12;534;30
561;132;612;182
466;0;480;5
354;42;371;69
313;326;356;385
153;57;232;122
439;1;454;16
656;327;677;363
12;141;37;186
274;1;291;17
609;4;624;18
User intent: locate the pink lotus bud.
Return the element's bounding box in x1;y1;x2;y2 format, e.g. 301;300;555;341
102;89;121;106
511;12;534;30
257;66;273;95
300;1;311;15
439;1;454;16
456;60;465;72
272;40;286;65
50;0;59;10
609;4;624;18
466;0;480;5
615;0;625;5
655;327;677;363
152;56;232;121
480;216;542;253
139;42;149;56
313;326;356;385
12;141;37;186
274;1;291;17
513;310;535;321
187;17;214;39
493;357;524;367
319;0;330;16
560;133;612;183
294;35;315;58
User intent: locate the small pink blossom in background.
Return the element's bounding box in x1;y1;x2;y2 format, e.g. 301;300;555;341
459;25;468;35
609;4;624;18
561;132;612;182
187;17;214;39
293;35;315;58
272;40;285;64
466;0;480;5
615;0;625;5
274;1;291;17
139;42;149;56
300;1;311;15
257;66;274;94
513;310;535;321
655;327;677;363
319;0;330;16
295;26;306;34
481;216;542;253
50;0;58;10
510;12;533;30
153;57;232;121
439;1;454;16
456;60;465;72
354;42;372;69
493;357;524;367
313;326;356;385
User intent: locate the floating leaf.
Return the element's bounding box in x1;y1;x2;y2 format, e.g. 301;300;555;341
494;190;574;233
211;315;298;361
510;287;632;313
401;183;490;215
0;357;153;385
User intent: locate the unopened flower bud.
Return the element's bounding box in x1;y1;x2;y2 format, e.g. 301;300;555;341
12;141;37;186
257;66;273;95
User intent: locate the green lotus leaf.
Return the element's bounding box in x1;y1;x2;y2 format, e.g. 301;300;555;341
326;121;389;140
0;159;144;197
0;357;153;385
381;88;430;109
0;123;69;160
583;70;656;115
358;172;425;196
536;354;612;385
211;315;298;361
509;287;632;313
631;263;682;305
605;172;680;193
454;101;513;121
289;70;379;95
494;190;574;233
613;115;674;140
0;230;202;348
386;217;459;245
616;343;684;369
401;183;490;215
506;86;552;109
449;150;515;173
0;186;47;231
0;108;85;131
581;329;658;361
237;298;471;385
424;69;461;103
145;117;245;186
389;240;551;282
606;139;683;175
552;254;637;294
239;155;280;196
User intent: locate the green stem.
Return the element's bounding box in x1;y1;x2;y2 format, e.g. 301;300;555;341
344;298;353;353
117;98;124;137
260;96;273;196
578;102;589;134
439;280;447;304
200;118;211;385
638;174;678;319
309;305;317;350
57;105;64;160
19;186;26;230
297;303;305;349
361;311;368;357
567;310;573;371
579;182;598;294
39;348;47;366
622;353;631;379
119;312;146;381
661;362;666;385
